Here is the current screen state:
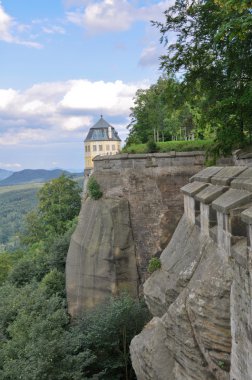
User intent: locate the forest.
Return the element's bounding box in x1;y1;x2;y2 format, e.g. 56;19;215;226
0;175;149;380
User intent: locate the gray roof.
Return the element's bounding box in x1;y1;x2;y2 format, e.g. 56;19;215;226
84;116;121;142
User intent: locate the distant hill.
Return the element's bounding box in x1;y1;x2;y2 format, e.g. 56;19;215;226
0;169;13;181
0;169;71;187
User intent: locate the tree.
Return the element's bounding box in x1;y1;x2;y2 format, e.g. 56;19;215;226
126;76;199;145
154;0;252;154
75;294;150;380
22;175;81;243
38;175;81;236
0;283;91;380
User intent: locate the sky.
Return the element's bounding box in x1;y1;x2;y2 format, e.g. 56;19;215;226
0;0;173;171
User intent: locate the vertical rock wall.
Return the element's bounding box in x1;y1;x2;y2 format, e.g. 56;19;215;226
66;152;205;316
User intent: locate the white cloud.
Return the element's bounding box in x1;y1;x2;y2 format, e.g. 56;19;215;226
0;89;17;109
0;162;22;169
0;4;42;48
60;79;142;115
0;78;148;146
66;0;173;34
0;3;13;42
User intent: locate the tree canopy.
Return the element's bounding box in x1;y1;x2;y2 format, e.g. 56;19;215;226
152;0;252;155
126;76;203;146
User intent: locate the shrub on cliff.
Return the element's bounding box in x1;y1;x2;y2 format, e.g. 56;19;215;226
87;177;103;200
148;257;161;273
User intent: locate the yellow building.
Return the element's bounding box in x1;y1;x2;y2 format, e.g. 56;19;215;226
84;116;121;171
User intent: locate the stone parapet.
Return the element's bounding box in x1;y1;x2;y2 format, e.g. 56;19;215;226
93;151;205;171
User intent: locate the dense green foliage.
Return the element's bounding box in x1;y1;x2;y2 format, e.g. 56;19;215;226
87;177;103;200
73;295;150;380
127;76;202;145
0;175;149;379
127;1;252;157
123;139;212;154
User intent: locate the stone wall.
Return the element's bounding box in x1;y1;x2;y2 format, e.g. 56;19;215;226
93;151;205;171
130;166;252;380
66;152;205;317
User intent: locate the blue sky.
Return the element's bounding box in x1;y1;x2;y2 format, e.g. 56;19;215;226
0;0;173;170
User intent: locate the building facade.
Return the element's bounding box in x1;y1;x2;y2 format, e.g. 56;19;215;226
84;116;121;171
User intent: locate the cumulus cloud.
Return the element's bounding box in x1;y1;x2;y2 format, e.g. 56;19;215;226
66;0;173;33
60;79;141;115
0;78;148;146
0;4;42;48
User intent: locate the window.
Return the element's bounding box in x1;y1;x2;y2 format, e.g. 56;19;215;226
106;145;110;151
85;146;87;152
93;145;97;152
112;144;115;151
87;145;90;152
99;145;103;151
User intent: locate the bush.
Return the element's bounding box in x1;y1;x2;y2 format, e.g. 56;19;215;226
123;139;213;154
148;257;161;273
87;177;103;200
147;139;160;153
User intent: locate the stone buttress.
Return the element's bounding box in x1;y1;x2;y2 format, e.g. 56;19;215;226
130;166;252;380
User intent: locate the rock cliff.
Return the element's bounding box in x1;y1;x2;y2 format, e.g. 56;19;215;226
130;166;252;380
66;152;204;317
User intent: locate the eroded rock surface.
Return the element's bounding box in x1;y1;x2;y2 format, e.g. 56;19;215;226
131;166;252;380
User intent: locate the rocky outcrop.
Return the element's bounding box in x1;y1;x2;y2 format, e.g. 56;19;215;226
66;152;205;316
130;166;252;380
66;196;139;315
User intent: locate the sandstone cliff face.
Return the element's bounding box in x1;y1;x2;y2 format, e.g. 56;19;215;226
130;166;252;380
66;152;204;316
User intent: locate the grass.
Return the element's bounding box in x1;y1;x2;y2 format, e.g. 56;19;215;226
122;139;213;154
